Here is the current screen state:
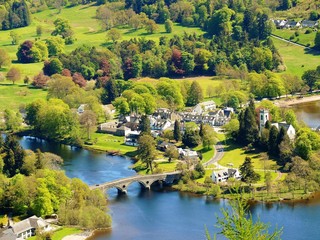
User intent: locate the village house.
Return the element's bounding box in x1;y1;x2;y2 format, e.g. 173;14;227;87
272;19;288;29
102;104;116;115
124;131;140;146
300;20;318;28
0;216;51;240
271;122;296;141
77;104;87;114
178;148;198;160
98;121;131;136
212;168;241;183
192;101;216;115
259;109;296;140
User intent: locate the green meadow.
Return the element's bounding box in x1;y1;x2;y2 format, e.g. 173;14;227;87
0;82;47;111
0;4;204;77
272;37;320;77
273;28;316;47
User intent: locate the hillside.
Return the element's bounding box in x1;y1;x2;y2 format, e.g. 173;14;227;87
274;0;320;19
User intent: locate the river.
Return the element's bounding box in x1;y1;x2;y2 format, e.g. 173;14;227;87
291;100;320;129
16;136;320;240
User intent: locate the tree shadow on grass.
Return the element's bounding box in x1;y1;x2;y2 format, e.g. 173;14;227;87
304;48;320;56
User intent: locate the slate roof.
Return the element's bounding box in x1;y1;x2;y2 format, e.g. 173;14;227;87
11;216;48;235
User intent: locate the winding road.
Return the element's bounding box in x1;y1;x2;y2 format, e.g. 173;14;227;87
203;142;225;168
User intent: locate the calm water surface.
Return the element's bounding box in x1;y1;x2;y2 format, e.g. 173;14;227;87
291;100;320;128
17;136;320;240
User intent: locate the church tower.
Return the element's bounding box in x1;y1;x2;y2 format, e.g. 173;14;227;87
259;109;269;132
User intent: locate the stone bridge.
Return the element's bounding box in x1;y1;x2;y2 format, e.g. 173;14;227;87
90;171;182;194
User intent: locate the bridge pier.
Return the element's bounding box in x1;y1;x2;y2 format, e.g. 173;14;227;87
117;188;127;194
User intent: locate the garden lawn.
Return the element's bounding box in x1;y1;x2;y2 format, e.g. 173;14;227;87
0;82;47;111
86;132;136;156
218;142;279;171
194;144;215;163
272;37;320;77
29;227;82;240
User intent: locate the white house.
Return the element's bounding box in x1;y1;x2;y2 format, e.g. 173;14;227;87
124;130;140;146
178;148;198;160
150;117;172;131
192;101;216;114
3;216;51;240
212;168;241;183
271;122;296;141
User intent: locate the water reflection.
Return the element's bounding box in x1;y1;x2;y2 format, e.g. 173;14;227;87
291;100;320;128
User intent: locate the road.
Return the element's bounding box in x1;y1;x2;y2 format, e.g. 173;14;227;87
203;142;225;168
271;34;311;49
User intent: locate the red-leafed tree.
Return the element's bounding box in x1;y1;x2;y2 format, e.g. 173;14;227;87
61;68;72;77
72;72;86;88
32;72;50;88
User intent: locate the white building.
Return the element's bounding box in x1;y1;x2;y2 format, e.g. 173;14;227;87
1;216;51;240
259;109;270;132
271;122;296;141
192;101;216;114
212;168;241;183
178;148;198;160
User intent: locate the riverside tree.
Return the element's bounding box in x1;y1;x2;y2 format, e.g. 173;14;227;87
137;134;156;173
239;157;260;184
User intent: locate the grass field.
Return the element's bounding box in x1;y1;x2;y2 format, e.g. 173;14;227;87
272;37;320;77
86;132;137;156
0;4;204;77
0;82;47;111
218;142;279;171
29;227;82;240
273;29;316;47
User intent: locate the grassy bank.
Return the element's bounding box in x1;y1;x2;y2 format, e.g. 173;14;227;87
84;132;137;156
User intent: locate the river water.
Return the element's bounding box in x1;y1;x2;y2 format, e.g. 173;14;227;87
16;136;320;240
291;100;320;129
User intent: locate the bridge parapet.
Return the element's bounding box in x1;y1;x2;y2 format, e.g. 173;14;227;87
90;171;181;194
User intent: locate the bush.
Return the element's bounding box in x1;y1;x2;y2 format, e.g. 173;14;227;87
305;29;312;34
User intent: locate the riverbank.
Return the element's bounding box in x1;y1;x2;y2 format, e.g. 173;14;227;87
275;94;320;107
62;230;93;240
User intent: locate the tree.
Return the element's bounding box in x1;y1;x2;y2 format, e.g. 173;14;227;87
51;18;75;44
46;37;65;57
201;124;217;149
79;110;97;140
72;72;86;88
2;135;25;177
137;134;156;173
173;120;181;142
239;157;260;184
207;197;283;240
32;72;50;88
4;109;22;131
36;25;43;37
6;67;21;84
237;100;259;145
0;49;11;69
113;97;130;115
165;146;179;162
302;69;319;91
43;58;63;76
268;125;279;156
164;19;173;33
9;31;20;45
207;7;234;36
223;119;239;140
16;40;48;63
182;127;201;148
186;81;204;106
107;28;122;43
102;79;118;104
139;115;151;135
145;19;158;34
